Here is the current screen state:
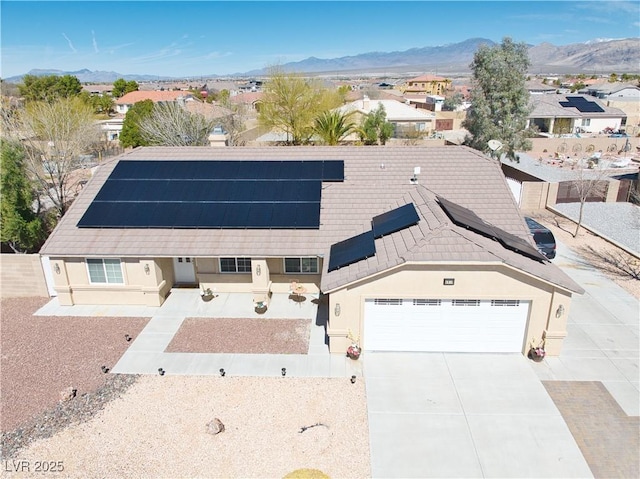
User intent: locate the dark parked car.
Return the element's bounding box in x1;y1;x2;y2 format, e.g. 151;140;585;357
524;217;556;260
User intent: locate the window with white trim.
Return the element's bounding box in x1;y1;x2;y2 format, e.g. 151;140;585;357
581;119;591;127
284;257;319;274
220;257;252;273
87;259;124;284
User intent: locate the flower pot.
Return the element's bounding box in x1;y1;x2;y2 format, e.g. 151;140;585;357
346;346;361;360
254;305;267;314
201;294;214;302
528;347;545;362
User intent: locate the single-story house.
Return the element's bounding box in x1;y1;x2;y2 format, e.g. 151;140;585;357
583;82;640;100
338;96;436;137
527;94;627;135
40;146;584;357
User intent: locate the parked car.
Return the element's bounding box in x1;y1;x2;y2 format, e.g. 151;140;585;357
524;217;556;260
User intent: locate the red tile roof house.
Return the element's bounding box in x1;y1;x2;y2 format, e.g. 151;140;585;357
40;146;583;357
115;90;195;115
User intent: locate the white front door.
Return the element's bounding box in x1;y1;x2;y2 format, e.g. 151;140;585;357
173;257;196;284
364;298;529;353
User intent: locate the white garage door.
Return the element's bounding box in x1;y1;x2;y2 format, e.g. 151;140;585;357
364;298;529;353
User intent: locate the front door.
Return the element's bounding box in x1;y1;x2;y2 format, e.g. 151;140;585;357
173;257;196;284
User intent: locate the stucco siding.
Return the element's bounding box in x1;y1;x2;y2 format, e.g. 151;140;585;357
0;254;49;298
327;263;571;356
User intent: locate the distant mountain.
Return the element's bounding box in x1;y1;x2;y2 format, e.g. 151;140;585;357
4;68;169;84
4;37;639;83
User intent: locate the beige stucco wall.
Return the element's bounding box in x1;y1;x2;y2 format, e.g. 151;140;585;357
520;182;551;210
50;257;169;306
0;254;49;298
326;263;573;357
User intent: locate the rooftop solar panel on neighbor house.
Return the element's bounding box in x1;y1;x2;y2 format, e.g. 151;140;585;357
372;203;420;238
77;160;340;229
559;96;605;113
328;230;376;272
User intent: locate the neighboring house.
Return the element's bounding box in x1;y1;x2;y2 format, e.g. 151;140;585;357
525;80;557;95
400;74;452;96
527;94;627;135
82;84;113;96
229;92;264;112
115;90;194;114
583;82;640;100
182;99;233;122
97;116;124;141
40;145;584;357
338;96;436;137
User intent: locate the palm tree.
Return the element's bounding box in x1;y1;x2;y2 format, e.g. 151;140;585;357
312;110;356;146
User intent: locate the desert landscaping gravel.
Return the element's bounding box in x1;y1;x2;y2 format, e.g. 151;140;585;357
1;376;371;479
0;297;148;442
166;317;311;354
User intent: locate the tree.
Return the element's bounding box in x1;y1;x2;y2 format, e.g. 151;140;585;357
569;163;612;238
139;101;215;146
112;78;138;98
18;74;82;103
357;104;394;145
442;92;464;111
462;37;534;162
119;100;154;148
3;97;101;218
259;67;342;145
0;141;47;252
312;110;355;145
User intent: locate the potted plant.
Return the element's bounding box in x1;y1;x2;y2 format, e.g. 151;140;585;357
346;330;361;360
528;337;546;362
254;301;267;314
200;287;214;302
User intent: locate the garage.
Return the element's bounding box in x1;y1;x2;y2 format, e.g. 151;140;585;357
364;298;530;353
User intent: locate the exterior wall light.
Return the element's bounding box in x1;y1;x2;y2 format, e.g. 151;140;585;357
555;304;565;318
334;303;341;316
54;263;61;274
443;278;455;286
144;263;150;275
256;264;261;276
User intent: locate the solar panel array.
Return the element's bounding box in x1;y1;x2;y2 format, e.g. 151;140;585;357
77;160;343;229
559;96;605;113
328;202;421;271
372;203;420;238
437;196;548;262
328;231;376;272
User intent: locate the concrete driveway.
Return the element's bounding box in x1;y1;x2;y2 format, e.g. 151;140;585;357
364;352;593;478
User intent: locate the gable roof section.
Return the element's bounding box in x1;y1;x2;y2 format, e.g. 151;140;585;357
529;94;625;119
338;99;435;121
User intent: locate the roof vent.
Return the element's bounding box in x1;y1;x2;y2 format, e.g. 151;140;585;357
410;166;421;184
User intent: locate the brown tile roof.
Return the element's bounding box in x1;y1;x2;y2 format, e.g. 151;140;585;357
116;91;193;104
407;75;450;83
40;146;582;294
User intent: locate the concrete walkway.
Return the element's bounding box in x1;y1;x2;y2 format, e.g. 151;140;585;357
105;289;363;378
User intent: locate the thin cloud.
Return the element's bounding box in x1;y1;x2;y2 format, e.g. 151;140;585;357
92;30;99;53
61;33;77;53
204;51;232;60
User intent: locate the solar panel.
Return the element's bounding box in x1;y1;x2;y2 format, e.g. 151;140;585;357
437;196;547;262
372;203;420;238
78;160;339;229
328;230;376;272
559;96;604;113
437;197;498;239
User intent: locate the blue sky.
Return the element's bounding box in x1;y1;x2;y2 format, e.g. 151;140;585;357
1;1;639;78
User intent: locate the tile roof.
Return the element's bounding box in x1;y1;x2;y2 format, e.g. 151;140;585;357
40;146;582;294
407;75;450;83
116;91;193;104
529;94;626;119
338;99;435;121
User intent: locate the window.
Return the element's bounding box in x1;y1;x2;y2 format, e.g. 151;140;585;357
374;298;403;306
220;257;252;273
452;299;480;307
413;299;441;306
284;257;319;274
87;259;124;284
581;119;591;127
491;300;520;307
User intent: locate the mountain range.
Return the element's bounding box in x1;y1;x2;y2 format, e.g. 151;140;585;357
5;37;639;83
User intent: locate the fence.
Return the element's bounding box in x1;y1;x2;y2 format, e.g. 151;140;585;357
0;254;49;298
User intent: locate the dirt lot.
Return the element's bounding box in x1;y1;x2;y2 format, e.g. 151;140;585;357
0;297;149;434
528;211;640;299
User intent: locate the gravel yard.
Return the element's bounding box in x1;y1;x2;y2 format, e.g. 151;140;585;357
166;317;311;354
1;376;370;479
0;297;149;435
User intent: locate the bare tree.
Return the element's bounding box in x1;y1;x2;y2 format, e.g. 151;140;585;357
2;97;101;217
569;161;612;237
139;101;215;146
